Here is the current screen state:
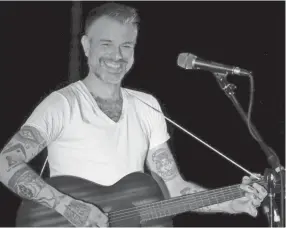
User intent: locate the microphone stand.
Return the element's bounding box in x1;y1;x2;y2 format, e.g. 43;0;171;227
214;72;285;228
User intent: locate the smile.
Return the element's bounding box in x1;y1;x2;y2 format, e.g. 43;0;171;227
103;60;121;69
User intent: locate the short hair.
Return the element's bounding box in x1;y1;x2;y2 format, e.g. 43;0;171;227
84;2;140;35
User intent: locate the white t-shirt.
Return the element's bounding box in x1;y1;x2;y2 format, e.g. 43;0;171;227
22;81;170;185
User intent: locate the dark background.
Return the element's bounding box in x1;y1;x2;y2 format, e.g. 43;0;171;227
0;1;284;227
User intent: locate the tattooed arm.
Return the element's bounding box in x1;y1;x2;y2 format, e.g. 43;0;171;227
0;126;67;210
146;142;238;214
0;126;108;226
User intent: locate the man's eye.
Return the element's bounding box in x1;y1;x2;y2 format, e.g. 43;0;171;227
122;45;133;49
101;43;111;46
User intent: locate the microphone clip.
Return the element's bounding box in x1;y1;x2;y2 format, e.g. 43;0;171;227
213;72;237;98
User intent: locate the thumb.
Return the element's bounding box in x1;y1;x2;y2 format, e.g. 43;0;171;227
247;202;258;217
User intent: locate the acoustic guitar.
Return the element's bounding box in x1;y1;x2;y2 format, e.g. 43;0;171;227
16;171;279;227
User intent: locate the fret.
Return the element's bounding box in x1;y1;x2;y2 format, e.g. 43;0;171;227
199;193;206;208
225;186;234;201
140;208;152;221
187;202;192;212
209;195;217;205
211;193;218;205
193;194;199;210
222;189;227;202
207;193;212;205
165;208;169;216
149;204;155;220
154;202;164;218
184;202;189;213
164;206;168;217
158;204;163;219
219;193;226;203
170;206;178;216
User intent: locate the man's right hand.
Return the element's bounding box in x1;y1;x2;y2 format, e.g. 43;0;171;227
58;197;109;227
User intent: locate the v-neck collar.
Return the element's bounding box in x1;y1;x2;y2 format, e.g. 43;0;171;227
77;80;127;124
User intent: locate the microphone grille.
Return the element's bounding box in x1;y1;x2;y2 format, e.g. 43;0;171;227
177;53;197;69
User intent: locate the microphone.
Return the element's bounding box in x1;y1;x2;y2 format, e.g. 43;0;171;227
177;53;252;76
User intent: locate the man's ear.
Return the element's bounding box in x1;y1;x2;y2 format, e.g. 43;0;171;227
81;35;90;57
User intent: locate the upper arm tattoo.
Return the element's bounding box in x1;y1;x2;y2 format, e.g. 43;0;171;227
149;148;179;182
1;126;47;170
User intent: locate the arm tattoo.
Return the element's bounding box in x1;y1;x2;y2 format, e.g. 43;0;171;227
7;166;63;209
0;127;65;211
2;143;27;158
180;187;194;195
6;156;21;171
1;126;47;168
15;126;47;155
151;148;179;181
63;200;91;226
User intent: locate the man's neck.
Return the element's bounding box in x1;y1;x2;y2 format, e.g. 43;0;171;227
82;73;121;101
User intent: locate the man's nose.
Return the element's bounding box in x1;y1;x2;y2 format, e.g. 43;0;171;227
112;46;123;61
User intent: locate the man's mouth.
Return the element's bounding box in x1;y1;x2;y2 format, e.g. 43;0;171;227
102;60;123;72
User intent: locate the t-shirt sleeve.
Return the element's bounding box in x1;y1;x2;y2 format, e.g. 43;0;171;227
21;92;70;145
147;95;170;150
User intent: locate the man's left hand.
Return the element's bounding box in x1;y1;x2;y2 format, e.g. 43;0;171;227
230;174;268;217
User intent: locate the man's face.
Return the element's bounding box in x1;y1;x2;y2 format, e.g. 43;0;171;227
82;16;138;85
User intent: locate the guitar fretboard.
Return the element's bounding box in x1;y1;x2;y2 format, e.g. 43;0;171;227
138;179;264;221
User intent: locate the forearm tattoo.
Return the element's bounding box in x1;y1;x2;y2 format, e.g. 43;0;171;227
63;200;91;226
151;148;179;181
180;187;194;195
7;166;63;209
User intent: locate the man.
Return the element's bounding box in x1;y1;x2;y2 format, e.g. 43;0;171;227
0;3;267;227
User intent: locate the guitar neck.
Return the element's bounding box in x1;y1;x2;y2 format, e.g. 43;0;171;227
138;179;264;221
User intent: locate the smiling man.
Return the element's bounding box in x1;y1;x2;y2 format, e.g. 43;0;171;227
0;3;267;227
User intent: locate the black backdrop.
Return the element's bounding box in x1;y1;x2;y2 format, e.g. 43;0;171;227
0;1;284;227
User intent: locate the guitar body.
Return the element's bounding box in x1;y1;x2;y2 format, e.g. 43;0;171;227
16;172;173;227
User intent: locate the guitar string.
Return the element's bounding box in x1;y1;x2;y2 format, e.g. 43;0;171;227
109;182;281;224
109;182;282;224
108;179;264;218
108;187;246;223
108;181;269;223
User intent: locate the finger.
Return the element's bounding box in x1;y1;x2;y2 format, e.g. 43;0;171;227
240;184;258;195
248;205;258;217
96;215;109;227
250;194;261;207
250;173;262;180
242;176;251;184
253;183;268;200
99;214;109;224
244;190;261;207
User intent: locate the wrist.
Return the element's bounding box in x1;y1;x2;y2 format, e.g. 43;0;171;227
55;195;74;215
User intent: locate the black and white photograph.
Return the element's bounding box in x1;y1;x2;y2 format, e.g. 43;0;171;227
0;1;284;227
